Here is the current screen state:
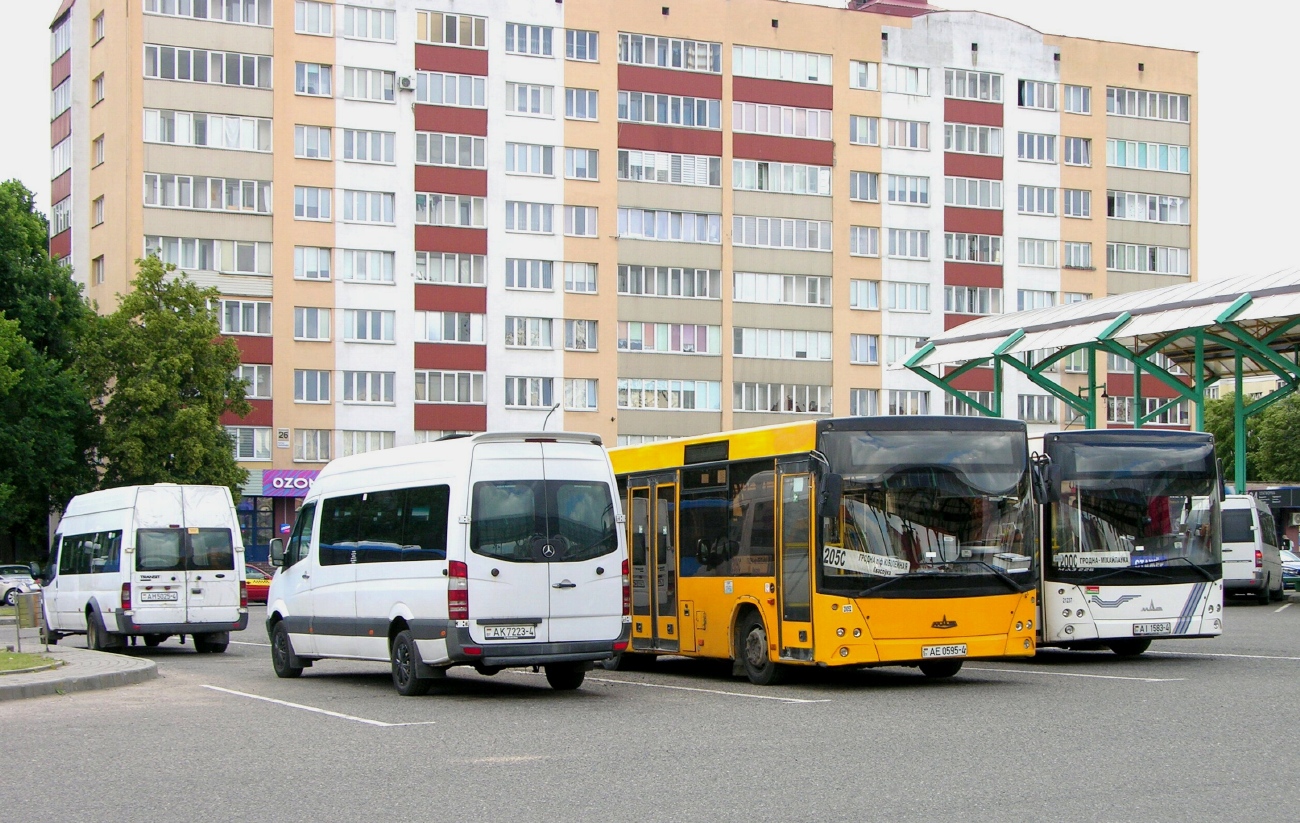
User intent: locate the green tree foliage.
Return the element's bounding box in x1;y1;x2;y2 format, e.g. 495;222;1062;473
1202;394;1260;482
84;256;250;494
1255;394;1300;483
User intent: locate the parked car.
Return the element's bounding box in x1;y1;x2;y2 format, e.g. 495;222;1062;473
245;564;271;603
1281;550;1300;590
0;564;40;607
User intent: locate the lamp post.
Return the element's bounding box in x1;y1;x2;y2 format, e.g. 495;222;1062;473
542;401;560;431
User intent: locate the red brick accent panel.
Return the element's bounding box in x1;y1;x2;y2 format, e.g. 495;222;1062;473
617;123;723;155
944;206;1003;235
228;335;273;364
415;403;486;432
415;105;487;136
617;65;723;98
49;230;70;259
944;99;1003;127
51;111;71;144
944;153;1003;179
732;133;832;166
51;53;70;87
415;342;486;371
1106;373;1185;399
221;399;272;427
944;263;1003;288
732;76;832;109
414;227;486;254
944;366;995;392
414;284;486;313
414;166;487;197
415;44;488;75
51;171;72;203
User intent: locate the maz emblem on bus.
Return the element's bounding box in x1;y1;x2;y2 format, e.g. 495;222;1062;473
932;616;958;630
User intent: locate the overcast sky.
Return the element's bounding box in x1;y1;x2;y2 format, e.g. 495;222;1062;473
3;0;1292;281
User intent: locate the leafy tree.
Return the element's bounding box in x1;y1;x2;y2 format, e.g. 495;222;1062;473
1254;394;1300;482
1203;393;1261;483
83;256;250;494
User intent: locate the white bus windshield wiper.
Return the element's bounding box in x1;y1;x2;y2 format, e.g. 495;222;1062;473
1130;555;1216;582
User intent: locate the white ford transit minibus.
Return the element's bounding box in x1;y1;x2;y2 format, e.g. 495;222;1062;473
266;432;630;695
40;484;249;653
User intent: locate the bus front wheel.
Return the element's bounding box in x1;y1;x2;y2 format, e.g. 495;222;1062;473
1107;638;1152;657
918;659;963;678
738;613;785;686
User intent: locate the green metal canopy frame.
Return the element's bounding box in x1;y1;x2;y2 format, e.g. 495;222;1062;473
903;271;1300;493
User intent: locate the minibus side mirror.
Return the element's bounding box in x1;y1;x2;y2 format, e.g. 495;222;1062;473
269;538;285;567
29;561;43;583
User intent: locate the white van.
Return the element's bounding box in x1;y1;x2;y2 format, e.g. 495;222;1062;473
1222;494;1284;602
40;484;248;653
266;432;630;695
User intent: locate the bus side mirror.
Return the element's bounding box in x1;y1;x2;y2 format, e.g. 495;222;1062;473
1217;458;1227;501
269;538;285;567
821;473;843;514
1033;464;1061;504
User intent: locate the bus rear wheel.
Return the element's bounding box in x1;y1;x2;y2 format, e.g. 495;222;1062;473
1107;638;1152;657
918;659;963;678
390;630;433;696
738;614;785;686
544;663;587;690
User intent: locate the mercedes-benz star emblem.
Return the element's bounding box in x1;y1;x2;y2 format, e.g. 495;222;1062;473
542;544;555;558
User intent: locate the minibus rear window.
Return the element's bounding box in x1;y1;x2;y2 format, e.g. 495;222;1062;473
136;528;236;571
471;480;617;563
137;530;185;571
1222;509;1255;544
188;529;235;570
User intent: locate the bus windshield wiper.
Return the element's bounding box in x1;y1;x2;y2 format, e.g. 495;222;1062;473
1084;565;1171;583
854;575;913;597
1131;555;1216;582
971;561;1029;592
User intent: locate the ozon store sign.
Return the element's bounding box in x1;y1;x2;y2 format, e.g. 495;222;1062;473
262;469;320;498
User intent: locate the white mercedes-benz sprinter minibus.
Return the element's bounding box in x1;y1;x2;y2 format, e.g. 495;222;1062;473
40;484;249;653
266;432;630;695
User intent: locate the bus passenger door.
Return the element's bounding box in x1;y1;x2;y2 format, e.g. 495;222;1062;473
627;475;679;652
776;463;814;661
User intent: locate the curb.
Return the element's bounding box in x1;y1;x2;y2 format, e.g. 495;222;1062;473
0;660;65;676
0;654;157;702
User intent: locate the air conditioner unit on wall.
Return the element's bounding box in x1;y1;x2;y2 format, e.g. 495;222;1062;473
397;75;414;91
1290;512;1300;527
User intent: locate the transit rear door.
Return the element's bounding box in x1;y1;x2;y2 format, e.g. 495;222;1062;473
180;486;241;625
133;486;188;626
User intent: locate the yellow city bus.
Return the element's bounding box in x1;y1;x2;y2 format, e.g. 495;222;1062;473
607;416;1040;683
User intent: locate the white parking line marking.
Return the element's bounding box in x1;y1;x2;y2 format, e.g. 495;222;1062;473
231;640;271;647
202;685;437;727
1147;650;1300;662
1275;603;1292;613
580;675;832;703
964;665;1184;683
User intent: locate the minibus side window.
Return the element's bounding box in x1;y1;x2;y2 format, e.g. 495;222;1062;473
319;495;362;565
93;531;122;574
356;489;406;564
285;502;316;568
403;485;449;562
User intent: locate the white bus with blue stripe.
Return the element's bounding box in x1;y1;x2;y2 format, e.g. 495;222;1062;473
1036;430;1223;656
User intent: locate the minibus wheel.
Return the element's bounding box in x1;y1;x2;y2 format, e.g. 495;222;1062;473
544;662;586;690
390;630;433;696
194;632;229;654
143;634;167;648
271;622;303;678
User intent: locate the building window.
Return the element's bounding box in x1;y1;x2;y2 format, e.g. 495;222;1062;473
849;115;879;146
1107;139;1189;173
849;171;878;203
341;190;395;224
415;370;486;404
505;201;554;234
416;11;486;48
1018;394;1057;423
1018;238;1057;268
339;250;394;283
1107;396;1135;424
418;252;485;286
1106;244;1191;275
92;256;105;284
504;316;553;349
504;259;553;291
295;63;332;96
850;226;880;257
220;300;272;336
93;197;104;226
733;160;829;196
565;320;598;351
294;186;332;221
1017;289;1055;312
236;365;271;400
850;280;879;311
622;209;723;244
1106;87;1189;123
885;336;925;366
1064;292;1091;304
415;71;486;107
342;67;394;102
293;307;330;341
294;125;332;159
505;142;553;176
294;247;331;280
885;119;928;150
944;285;1003;315
93;74;105;104
416;193;486;228
148;236;270;275
618;33;721;73
344;309;395;343
50;197;72;235
506;83;554;117
144;45;272;87
144;110;273;152
565;206;598;237
93;135;105;166
1018;79;1056;111
734;328;832;361
51;138;71;178
565;263;598;294
619;150;719;187
52;15;71;59
1107;191;1190;225
945;176;1002;209
944;233;1002;264
295;1;332;35
887;390;929;416
732;102;832;140
1018;132;1057;162
340;431;395;457
566;29;598;62
565;148;599;181
620;322;719;354
849;389;878;416
945;124;1002;156
1063;189;1091;218
293;429;331;463
341;371;395;404
227;426;271;461
731;215;829;251
344;130;395;164
1064;136;1091;166
564;379;598;411
945;68;1002;102
1064;242;1093;269
734;383;832;414
1144;398;1190;426
1064;84;1091;114
619;379;721;411
734;272;829;307
849;60;879;90
52;79;71;118
882;64;929;95
946;391;994;417
849;334;879;365
887;229;929;260
294;370;331;404
886;282;929;312
505;377;554;409
733;45;831;83
886;175;929;206
618;266;720;299
618;91;720;129
343;6;395;41
145;0;272;24
506;23;553;57
1017;185;1055;216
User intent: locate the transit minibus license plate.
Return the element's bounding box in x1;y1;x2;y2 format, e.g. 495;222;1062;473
1132;622;1171;636
483;625;536;640
921;644;967;658
139;591;178;602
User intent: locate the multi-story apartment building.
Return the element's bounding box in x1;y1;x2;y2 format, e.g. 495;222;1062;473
49;0;1196;554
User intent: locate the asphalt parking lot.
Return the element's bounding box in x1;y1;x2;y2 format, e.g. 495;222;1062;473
3;596;1299;823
